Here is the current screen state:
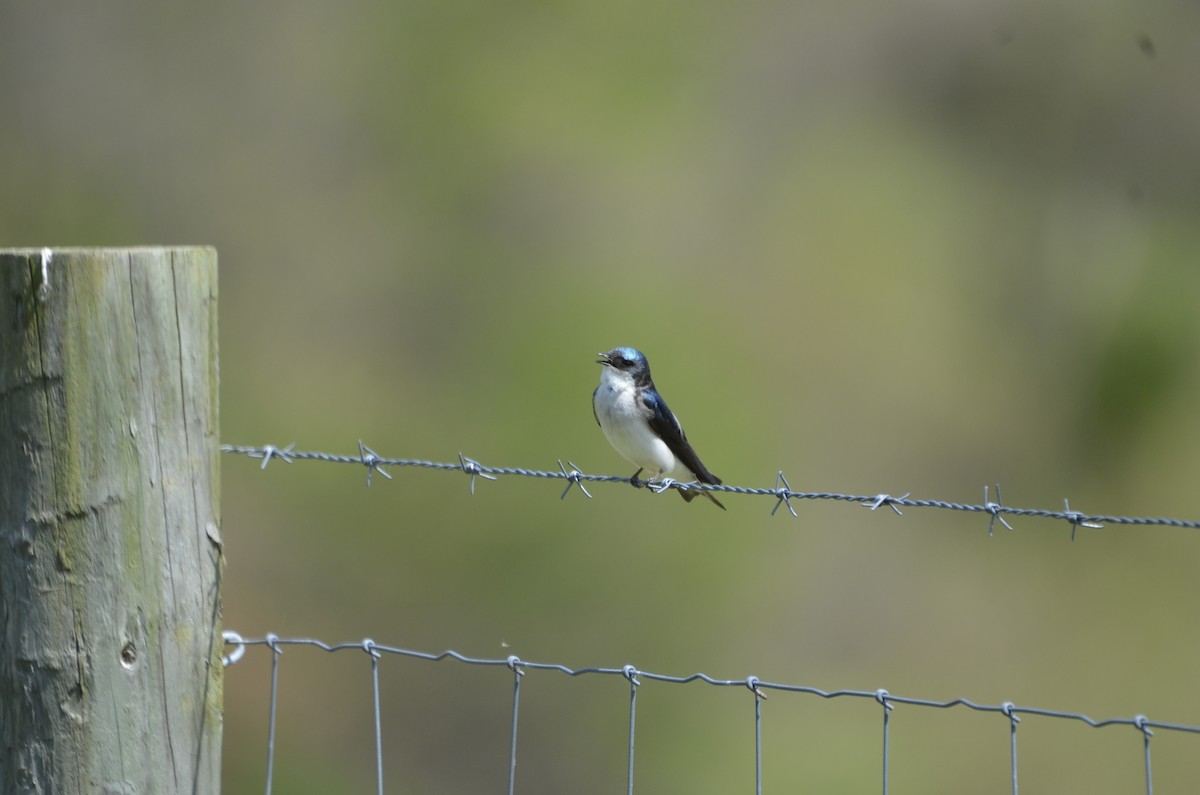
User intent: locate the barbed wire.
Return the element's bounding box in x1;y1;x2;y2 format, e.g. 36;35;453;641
222;631;1192;795
221;442;1200;538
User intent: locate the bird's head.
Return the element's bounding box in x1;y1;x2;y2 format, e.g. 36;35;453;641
597;347;652;384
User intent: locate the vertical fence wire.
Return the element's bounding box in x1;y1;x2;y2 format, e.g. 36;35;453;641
366;641;384;795
1003;703;1019;795
264;634;282;795
508;657;524;795
1144;733;1153;795
624;666;639;795
754;692;763;795
878;691;891;795
1137;717;1153;795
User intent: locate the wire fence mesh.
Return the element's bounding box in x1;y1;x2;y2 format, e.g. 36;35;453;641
221;632;1197;795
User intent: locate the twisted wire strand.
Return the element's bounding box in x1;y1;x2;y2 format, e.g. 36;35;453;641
221;443;1200;532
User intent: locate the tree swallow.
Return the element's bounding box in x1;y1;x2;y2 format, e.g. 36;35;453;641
593;347;726;510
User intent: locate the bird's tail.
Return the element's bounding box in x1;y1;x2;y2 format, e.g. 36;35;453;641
679;488;726;510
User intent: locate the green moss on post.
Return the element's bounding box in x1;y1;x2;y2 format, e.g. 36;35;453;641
0;248;223;794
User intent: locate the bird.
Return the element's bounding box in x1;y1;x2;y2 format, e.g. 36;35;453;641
592;347;726;509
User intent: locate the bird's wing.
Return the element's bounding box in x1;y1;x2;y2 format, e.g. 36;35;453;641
592;386;601;426
641;389;721;485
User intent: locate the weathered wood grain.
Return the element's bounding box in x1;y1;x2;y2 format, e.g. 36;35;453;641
0;248;223;794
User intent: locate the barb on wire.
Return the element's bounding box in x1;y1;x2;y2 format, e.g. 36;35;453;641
771;471;798;517
984;484;1014;536
241;443;295;470
647;477;679;495
459;452;498;495
1063;497;1104;541
358;441;392;487
557;459;592;500
863;493;910;516
220;443;1200;535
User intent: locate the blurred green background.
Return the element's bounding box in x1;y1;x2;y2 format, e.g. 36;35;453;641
5;0;1200;791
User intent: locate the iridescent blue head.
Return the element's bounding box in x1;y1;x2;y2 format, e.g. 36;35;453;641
597;347;652;383
597;347;647;371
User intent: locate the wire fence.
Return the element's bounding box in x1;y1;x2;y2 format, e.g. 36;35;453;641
221;632;1198;795
221;442;1200;538
220;442;1200;793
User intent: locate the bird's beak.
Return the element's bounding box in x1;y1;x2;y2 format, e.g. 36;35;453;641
596;352;611;366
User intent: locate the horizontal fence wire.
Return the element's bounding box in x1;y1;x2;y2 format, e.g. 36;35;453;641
221;442;1200;538
222;632;1197;795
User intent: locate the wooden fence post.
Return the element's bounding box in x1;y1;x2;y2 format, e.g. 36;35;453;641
0;248;223;794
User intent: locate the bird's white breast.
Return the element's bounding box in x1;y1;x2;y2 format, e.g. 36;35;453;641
594;370;679;477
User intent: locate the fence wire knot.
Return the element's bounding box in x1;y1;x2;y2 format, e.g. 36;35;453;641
864;494;909;515
459;453;497;495
507;655;525;676
265;633;283;655
746;676;768;700
1001;701;1020;723
221;630;246;667
622;664;641;687
557;459;592;500
362;638;381;659
984;484;1014;536
771;471;798;517
876;689;894;710
358;441;392;486
1134;715;1154;737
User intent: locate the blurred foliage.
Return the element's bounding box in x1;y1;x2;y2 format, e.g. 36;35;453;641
3;0;1200;791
